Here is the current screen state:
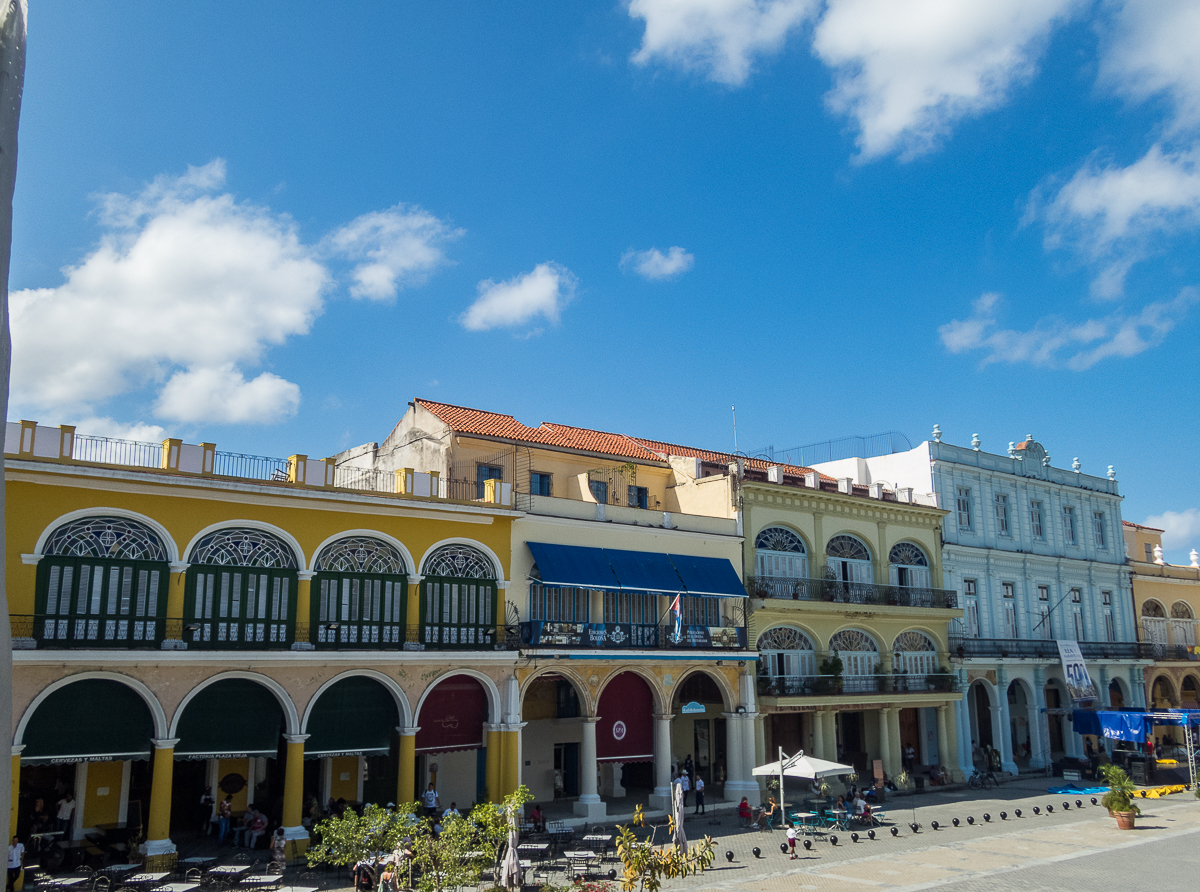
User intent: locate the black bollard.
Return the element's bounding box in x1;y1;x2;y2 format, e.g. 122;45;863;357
780;843;788;854
725;851;734;863
931;821;939;831
967;816;974;825
608;870;617;881
1015;809;1022;817
867;830;875;840
909;823;919;833
952;818;960;827
1075;800;1083;808
803;838;812;850
983;814;991;823
851;833;859;843
1062;802;1070;810
1046;805;1054;813
1090;798;1098;806
1033;807;1040;815
752;847;761;859
890;826;899;837
1000;812;1007;821
829;835;838;846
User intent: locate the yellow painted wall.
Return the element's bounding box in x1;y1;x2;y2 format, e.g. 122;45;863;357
329;756;359;803
82;761;123;828
4;470;514;615
217;758;250;813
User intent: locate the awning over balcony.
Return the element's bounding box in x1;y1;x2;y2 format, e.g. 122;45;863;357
526;542;746;597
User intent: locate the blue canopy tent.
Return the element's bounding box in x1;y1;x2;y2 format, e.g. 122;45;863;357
1070;708;1199;787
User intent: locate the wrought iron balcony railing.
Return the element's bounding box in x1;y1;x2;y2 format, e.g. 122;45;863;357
518;620;747;650
12;614;170;648
759;673;960;697
949;636;1155;661
746;575;958;609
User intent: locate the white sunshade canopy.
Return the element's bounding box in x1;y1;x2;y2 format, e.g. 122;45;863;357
752;751;852;780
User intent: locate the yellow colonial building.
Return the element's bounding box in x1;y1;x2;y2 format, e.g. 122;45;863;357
6;420;523;859
1123;521;1200;711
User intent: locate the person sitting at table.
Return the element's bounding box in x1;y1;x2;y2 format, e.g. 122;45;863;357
834;795;847;813
529;804;544;833
247;809;269;849
852;792;867;816
857;802;874;826
442;802;460;820
754;797;777;828
737;797;752;826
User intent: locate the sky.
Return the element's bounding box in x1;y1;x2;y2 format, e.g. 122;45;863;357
10;2;1200;560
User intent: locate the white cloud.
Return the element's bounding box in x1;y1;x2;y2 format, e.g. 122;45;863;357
1027;2;1200;295
325;203;462;301
813;0;1079;160
10;160;326;427
621;245;695;280
1034;146;1200;297
938;288;1198;369
1143;508;1200;559
627;0;816;85
155;366;302;424
459;262;577;332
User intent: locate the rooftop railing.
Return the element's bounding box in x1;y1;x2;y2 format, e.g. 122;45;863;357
746;575;959;609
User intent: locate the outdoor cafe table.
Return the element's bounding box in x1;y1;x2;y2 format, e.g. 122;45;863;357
98;865;142;876
179;858;215;867
238;876;283;888
582;834;611;852
789;812;819;835
563;851;600;861
829;809;849;830
206;866;252;880
517;843;548;860
44;877;90;889
118;872;170;889
155;884;200;892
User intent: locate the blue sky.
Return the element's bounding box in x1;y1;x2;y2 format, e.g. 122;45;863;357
11;2;1200;559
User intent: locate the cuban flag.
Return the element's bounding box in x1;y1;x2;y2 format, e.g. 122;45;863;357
670;593;681;641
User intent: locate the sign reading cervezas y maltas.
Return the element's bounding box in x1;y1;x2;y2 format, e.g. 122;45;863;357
1056;639;1098;703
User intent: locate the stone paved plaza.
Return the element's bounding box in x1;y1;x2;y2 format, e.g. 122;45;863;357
660;777;1200;891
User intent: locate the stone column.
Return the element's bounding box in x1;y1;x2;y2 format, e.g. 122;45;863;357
144;738;179;856
398;727;418;805
887;707;902;778
823;710;838;764
574;718;605;820
163;562;189;649
406;576;423;644
291;570;315;650
484;724;502;803
936;706;951;774
723;713;758;803
811;711;825;759
1030;669;1049;769
281;734;310;844
879;708;893;776
650;714;673;809
9;747;22;854
500;723;525;797
996;669;1016;773
953;696;973;781
1098;666;1111;708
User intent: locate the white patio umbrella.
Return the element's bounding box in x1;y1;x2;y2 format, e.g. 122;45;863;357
500;808;522;891
672;780;688;854
752;749;854;817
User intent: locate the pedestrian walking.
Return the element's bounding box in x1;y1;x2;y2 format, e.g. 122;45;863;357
7;836;24;892
786;825;797;859
694;776;705;814
678;772;690;807
422;783;439;818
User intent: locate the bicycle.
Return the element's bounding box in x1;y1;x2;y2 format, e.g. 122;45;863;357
967;769;996;790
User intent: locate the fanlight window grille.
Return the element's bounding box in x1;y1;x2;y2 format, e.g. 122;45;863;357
758;626;815;679
1171;601;1194;620
423;544;496;579
893;630;936;652
755;527;806;553
826;536;870;561
43;517;168;562
893;630;938;676
829;628;879;676
314;537;407;574
1142;600;1167;618
189;528;298;569
888;543;928;567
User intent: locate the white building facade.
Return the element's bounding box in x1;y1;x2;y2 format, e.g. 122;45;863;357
814;431;1148;778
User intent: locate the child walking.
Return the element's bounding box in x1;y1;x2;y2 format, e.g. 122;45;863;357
786;824;797;859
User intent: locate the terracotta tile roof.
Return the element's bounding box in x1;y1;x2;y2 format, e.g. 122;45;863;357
416;398;834;480
1123;520;1165;532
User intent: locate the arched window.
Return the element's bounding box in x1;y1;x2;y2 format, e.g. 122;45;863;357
893;630;938;676
825;535;872;586
754;528;808;592
420;545;497;649
758;626;816;683
828;628;880;682
36;516;169;648
185;527;299;650
1171;601;1196;649
313;537;409;648
888;542;931;589
1142;600;1166;617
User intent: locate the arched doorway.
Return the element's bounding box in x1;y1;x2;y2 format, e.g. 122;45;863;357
968;681;994;765
34;515;170;647
415;675;490;810
520;674;585;805
1044;680;1067;759
172;678;288;835
1108;678;1126;709
1151;675;1178;709
594;673;656;812
184;528;299;649
312;537;409;647
1007;681;1031;767
19;679;156;854
1182;675;1199;709
419;545;498;648
304;676;401;809
672;672;729;798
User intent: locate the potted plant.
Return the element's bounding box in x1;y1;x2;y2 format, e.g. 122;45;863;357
818;652;843;695
1099;764;1141;829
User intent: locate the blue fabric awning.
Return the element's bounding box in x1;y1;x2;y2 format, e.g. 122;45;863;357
606;548;684;593
527;542;620;591
525;543;746;598
1069;708;1200;741
668;553;748;598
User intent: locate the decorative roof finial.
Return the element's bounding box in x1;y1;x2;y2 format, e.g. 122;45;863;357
1026;434;1033;442
1042;453;1051;467
1154;544;1165;565
1191;549;1199;569
1107;465;1116;480
1008;441;1017;458
1072;457;1081;473
971;433;981;451
932;424;942;443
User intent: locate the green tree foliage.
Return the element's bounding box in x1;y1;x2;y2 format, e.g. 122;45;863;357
614;806;715;892
307;786;534;892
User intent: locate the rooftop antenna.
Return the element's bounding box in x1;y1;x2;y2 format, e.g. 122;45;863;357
732;403;738;454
